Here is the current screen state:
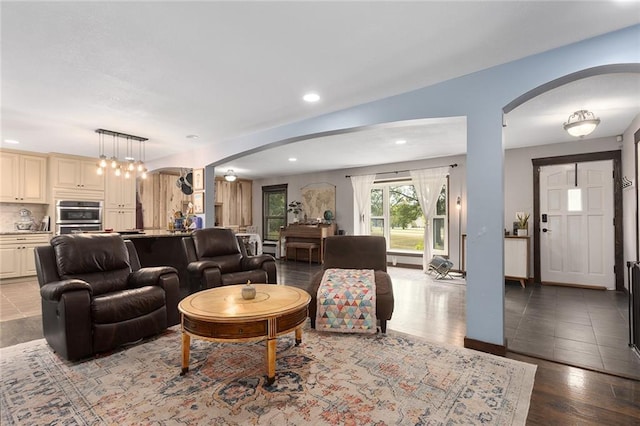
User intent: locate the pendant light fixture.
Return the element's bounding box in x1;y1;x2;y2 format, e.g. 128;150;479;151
110;134;119;169
136;138;145;172
95;129;149;178
96;132;107;175
563;110;600;138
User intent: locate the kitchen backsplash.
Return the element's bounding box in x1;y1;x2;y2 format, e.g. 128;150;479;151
0;203;47;232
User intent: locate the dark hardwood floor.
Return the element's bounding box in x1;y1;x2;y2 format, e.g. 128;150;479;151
278;261;640;425
2;260;639;424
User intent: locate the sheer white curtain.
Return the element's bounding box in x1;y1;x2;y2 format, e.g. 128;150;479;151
350;174;376;235
410;167;449;272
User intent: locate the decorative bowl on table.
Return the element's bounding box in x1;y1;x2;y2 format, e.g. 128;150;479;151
15;222;33;230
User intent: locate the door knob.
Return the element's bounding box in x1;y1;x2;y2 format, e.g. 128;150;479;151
542;228;549;233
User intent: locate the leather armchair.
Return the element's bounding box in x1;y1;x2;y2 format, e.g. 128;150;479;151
308;235;394;333
182;228;276;293
35;233;180;361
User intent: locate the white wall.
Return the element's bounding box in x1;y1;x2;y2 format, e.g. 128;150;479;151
252;137;625;276
622;114;640;289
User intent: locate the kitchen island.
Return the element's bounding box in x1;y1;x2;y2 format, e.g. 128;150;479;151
124;230;193;298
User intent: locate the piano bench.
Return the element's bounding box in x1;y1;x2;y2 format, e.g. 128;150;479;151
286;242;320;264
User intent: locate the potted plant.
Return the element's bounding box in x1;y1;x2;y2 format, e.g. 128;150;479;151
516;213;530;236
287;201;303;223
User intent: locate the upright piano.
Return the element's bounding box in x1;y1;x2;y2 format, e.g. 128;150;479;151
280;223;337;264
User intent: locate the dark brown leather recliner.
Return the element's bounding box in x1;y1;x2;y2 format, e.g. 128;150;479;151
308;235;394;333
35;233;180;361
182;228;277;293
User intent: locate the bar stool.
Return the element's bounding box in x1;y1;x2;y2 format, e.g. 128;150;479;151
286;242;319;264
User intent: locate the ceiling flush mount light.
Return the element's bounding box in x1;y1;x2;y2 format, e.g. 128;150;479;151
303;93;320;103
288;157;297;162
3;139;20;145
395;139;407;145
563;110;600;138
224;169;237;182
95;129;148;179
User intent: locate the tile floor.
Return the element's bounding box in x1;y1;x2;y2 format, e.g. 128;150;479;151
0;280;40;321
505;281;640;380
0;280;43;348
1;268;639;380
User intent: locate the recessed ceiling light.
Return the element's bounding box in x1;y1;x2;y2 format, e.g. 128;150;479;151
288;157;297;162
395;140;407;145
3;139;20;144
186;134;199;139
303;93;320;103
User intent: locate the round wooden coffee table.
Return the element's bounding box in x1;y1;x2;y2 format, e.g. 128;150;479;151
178;284;311;385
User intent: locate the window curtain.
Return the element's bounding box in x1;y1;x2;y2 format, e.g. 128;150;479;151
350;174;376;235
410;167;449;272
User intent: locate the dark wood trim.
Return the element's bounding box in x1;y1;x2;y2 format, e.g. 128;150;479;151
541;282;607;291
388;262;422;269
387;251;422;258
464;337;506;356
635;128;640;261
532;150;624;291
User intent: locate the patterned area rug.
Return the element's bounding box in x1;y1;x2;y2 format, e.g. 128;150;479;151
0;324;536;425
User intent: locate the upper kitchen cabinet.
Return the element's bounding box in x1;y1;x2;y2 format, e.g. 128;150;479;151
104;170;136;231
50;155;104;192
105;170;136;209
0;150;47;204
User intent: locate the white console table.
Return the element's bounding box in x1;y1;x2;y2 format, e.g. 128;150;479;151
504;236;530;288
461;234;530;287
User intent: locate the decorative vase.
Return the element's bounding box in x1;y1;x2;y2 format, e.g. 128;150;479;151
517;229;528;236
242;281;256;300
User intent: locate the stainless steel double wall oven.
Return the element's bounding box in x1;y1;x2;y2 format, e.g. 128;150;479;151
55;200;103;234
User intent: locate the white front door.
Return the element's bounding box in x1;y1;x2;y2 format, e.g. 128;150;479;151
539;160;615;289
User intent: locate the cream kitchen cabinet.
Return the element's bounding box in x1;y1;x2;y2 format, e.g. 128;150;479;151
50;155;105;191
0;233;51;279
105;171;136;209
104;171;136;230
0;151;47;203
103;209;136;231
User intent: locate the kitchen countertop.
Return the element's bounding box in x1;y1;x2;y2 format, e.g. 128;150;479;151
0;231;52;235
113;229;193;238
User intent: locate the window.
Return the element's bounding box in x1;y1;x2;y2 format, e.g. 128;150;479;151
262;184;287;241
567;188;582;212
432;185;448;252
370;179;448;255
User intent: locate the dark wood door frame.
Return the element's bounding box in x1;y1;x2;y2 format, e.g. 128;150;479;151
532;150;623;291
635;128;640;262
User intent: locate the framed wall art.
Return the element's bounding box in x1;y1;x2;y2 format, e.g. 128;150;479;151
193;191;204;214
193;168;204;190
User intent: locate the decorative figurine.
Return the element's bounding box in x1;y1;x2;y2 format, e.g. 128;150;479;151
242;280;256;300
